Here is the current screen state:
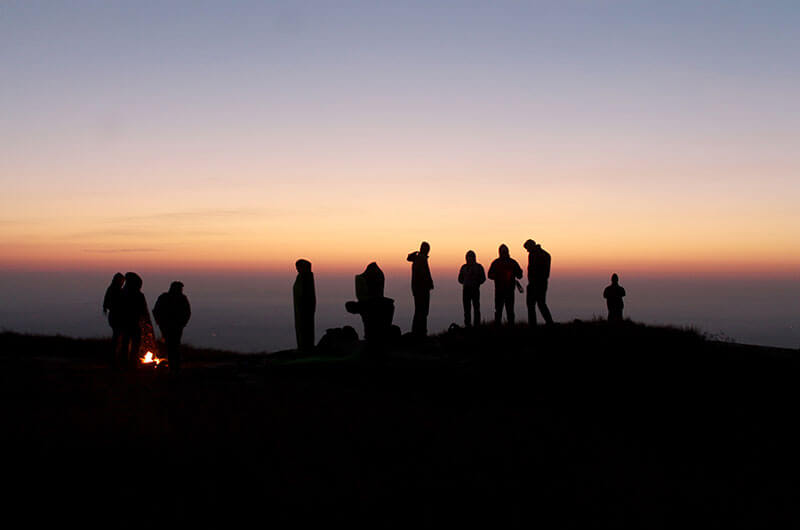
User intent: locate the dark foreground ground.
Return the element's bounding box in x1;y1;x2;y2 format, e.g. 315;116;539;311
1;322;799;527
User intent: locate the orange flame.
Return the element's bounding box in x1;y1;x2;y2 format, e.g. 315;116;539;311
140;351;163;365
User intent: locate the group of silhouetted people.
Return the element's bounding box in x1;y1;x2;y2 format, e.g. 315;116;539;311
103;272;191;373
292;238;626;352
105;249;626;360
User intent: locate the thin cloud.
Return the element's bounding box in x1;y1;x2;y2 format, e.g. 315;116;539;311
82;248;164;253
112;208;267;222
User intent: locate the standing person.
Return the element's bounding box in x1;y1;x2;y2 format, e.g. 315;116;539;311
153;281;192;373
292;259;316;352
458;250;486;328
407;241;434;337
523;239;554;326
487;244;523;325
118;272;149;369
603;273;626;322
103;272;125;368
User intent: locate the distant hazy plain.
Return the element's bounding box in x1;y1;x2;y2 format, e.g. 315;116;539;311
0;270;797;352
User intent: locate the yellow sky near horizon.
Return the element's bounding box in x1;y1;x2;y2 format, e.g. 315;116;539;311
3;4;800;276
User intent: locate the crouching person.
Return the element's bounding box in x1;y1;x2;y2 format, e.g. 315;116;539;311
153;281;191;374
345;262;399;353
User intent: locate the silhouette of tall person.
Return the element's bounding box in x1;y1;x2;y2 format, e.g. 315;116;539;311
103;272;125;368
153;281;192;374
523;239;554;325
407;242;434;337
293;259;316;352
603;273;626;322
487;244;523;325
118;272;149;369
458;250;486;327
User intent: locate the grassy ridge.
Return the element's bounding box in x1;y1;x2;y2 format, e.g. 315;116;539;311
0;322;798;527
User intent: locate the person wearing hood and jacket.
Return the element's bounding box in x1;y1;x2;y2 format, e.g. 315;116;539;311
292;259;316;353
458;250;486;328
103;272;125;367
487;244;523;325
407;241;434;337
117;272;149;369
153;281;192;373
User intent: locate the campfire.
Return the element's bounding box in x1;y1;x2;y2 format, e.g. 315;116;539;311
140;350;165;366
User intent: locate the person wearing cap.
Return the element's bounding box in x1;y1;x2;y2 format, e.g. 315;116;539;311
523;239;554;326
487;244;523;325
153;281;192;373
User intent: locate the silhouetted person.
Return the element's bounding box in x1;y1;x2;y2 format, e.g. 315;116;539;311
458;250;486;327
117;272;149;369
345;262;396;347
407;242;433;337
292;259;316;353
103;272;125;368
603;273;626;322
153;281;192;373
487;244;523;325
523;239;554;326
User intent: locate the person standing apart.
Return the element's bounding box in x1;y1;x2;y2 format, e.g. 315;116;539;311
458;250;486;328
292;259;316;352
153;281;192;373
487;244;523;325
407;242;434;337
523;239;554;326
603;273;626;322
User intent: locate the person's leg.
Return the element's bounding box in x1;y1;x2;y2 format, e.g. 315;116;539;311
412;291;430;336
526;284;537;326
110;327;121;369
412;293;421;335
494;289;503;325
473;288;481;327
462;288;471;327
129;328;141;368
168;329;182;373
506;290;515;325
117;330;129;370
419;290;430;336
536;281;554;325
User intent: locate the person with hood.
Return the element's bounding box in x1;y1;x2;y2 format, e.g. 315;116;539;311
523;239;554;325
292;259;316;353
603;273;626;322
407;241;434;337
117;272;149;369
345;262;396;347
153;281;192;373
458;250;486;328
103;272;125;367
487;244;523;325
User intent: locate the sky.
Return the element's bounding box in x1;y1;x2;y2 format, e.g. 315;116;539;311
2;1;799;276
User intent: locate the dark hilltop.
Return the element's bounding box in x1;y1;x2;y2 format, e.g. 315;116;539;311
1;321;799;527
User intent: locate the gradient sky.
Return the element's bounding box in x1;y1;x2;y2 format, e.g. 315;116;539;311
2;1;799;275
